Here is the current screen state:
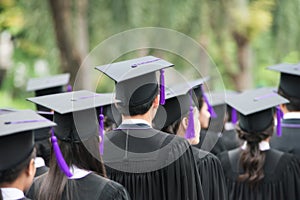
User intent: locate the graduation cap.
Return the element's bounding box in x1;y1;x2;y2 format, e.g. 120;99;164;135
268;63;300;98
154;80;203;139
27;73;71;111
0;110;55;171
95;56;174;109
27;90;117;177
101;96;122;129
0;108;17;115
209;91;239;124
226;88;289;136
189;77;217;118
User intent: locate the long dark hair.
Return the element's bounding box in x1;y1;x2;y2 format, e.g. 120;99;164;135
37;135;106;200
0;149;36;200
236;121;274;187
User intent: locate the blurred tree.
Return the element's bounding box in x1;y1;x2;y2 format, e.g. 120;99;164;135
47;0;91;89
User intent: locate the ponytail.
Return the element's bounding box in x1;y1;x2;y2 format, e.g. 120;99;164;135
236;123;274;187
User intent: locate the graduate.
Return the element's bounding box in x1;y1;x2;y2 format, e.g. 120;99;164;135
218;88;300;200
26;90;130;200
95;56;204;200
191;79;227;155
153;81;228;200
268;63;300;159
0;110;55;200
27;73;71;168
209;91;241;151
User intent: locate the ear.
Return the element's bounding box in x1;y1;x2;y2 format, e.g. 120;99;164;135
280;104;288;114
181;117;189;130
153;95;160;108
26;158;36;177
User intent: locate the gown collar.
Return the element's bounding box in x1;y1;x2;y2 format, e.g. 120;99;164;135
1;187;25;200
35;157;46;168
241;141;270;151
68;165;92;180
122;119;152;127
283;112;300;119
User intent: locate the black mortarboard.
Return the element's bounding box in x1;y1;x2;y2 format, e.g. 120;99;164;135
186;77;217;118
27;90;116;142
95;56;174;108
27;90;116;177
153;81;200;138
27;73;71;111
268;63;300;98
0;110;55;170
0;108;17;115
226;88;288;133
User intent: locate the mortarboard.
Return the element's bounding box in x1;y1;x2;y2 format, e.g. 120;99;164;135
0;108;17;115
95;56;174;109
153;80;203;139
268;63;300;98
27;73;71;111
0;110;55;170
226;88;288;135
189;77;217;118
27;90;117;177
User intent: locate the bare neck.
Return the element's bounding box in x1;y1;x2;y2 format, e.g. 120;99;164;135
122;112;152;125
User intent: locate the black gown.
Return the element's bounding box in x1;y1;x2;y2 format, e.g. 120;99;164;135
220;128;242;151
103;123;204;200
192;147;228;200
34;166;48;177
218;148;300;200
194;129;226;155
271;118;300;160
27;173;130;200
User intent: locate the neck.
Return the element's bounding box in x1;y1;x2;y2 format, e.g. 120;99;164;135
1;178;25;192
123;113;152;125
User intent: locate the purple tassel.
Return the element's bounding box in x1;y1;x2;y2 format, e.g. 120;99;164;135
201;86;217;118
276;106;283;137
99;107;104;155
185;91;195;139
159;69;165;105
67;84;72;92
231;108;238;124
50;128;73;177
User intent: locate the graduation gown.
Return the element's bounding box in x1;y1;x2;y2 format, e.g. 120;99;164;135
34;166;48;177
218;148;300;200
103;123;204;200
27;173;130;200
194;129;226;155
271;118;300;160
192;147;228;200
220;129;241;151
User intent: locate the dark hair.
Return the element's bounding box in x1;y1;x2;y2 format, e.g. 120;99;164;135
37;135;106;200
0;149;36;200
198;97;204;110
35;139;51;167
236;120;274;187
162;111;190;135
278;87;300;111
117;89;158;116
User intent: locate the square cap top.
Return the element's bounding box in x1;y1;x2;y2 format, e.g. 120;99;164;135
27;90;117;114
26;73;70;92
0;110;56;137
208;90;238;107
226;87;288;116
165;77;210;100
0;108;17;115
267;63;300;76
95;56;174;83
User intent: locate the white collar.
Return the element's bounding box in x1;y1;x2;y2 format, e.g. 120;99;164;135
224;122;235;131
283;112;300;120
122;119;152;127
1;187;25;200
35;157;46;168
241;141;270;151
68;165;91;180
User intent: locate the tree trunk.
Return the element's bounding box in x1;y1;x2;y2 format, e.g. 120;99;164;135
48;0;84;87
232;32;253;91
